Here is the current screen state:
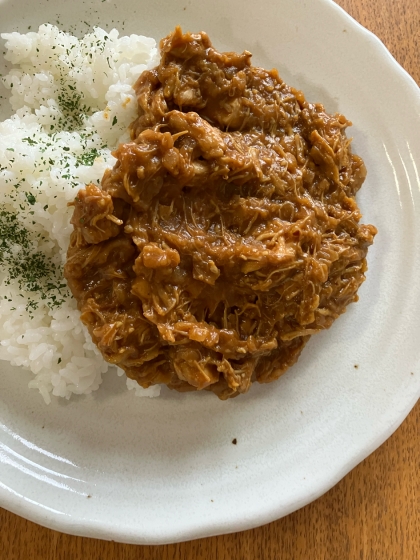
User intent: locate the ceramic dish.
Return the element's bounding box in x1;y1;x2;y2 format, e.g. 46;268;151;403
0;0;419;545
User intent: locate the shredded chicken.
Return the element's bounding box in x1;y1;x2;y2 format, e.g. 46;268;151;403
64;28;377;399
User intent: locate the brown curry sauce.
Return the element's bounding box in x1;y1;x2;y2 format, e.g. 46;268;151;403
64;28;377;399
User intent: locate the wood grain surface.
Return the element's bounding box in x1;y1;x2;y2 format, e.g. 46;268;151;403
1;0;419;558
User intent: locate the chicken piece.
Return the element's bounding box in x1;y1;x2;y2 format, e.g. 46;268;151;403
70;184;122;246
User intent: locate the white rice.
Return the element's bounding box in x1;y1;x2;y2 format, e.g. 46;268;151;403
0;24;161;403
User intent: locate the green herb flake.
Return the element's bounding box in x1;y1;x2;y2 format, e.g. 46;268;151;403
22;137;37;146
76;148;100;167
25;192;36;205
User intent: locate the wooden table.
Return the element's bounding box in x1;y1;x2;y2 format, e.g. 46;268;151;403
1;1;419;558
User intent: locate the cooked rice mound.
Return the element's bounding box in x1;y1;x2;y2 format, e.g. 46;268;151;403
0;25;160;402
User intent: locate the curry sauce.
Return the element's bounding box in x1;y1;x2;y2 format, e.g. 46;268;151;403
64;28;377;399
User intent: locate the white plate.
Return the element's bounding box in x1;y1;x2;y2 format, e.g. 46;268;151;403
0;0;419;545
